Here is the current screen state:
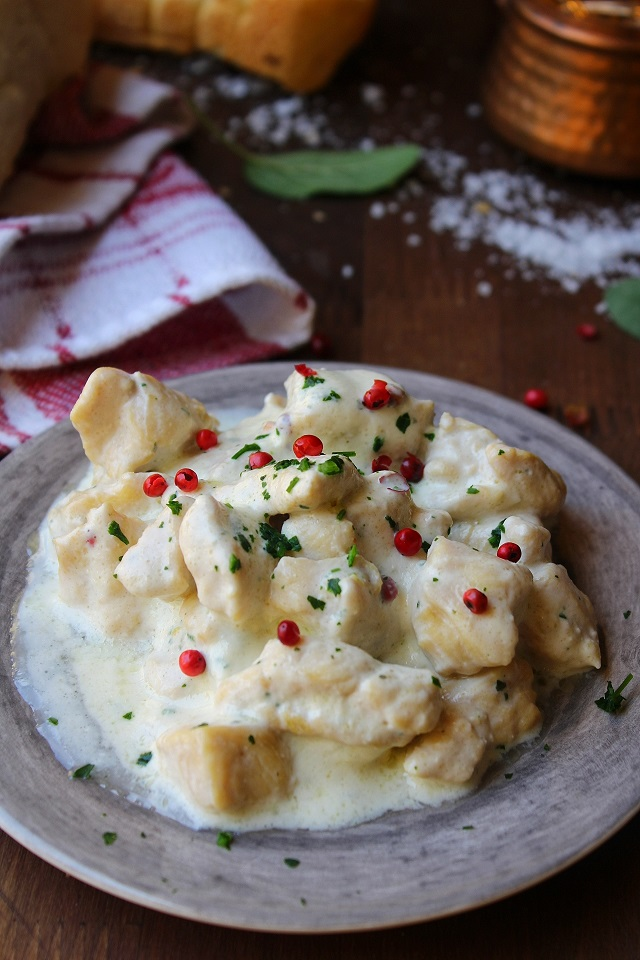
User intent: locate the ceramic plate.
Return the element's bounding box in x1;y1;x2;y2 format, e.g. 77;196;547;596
1;362;639;933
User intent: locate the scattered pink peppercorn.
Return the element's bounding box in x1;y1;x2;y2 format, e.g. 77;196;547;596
381;576;398;602
463;588;488;614
576;322;599;341
195;429;218;450
563;403;591;429
523;388;549;411
400;453;425;483
497;541;522;562
143;473;168;497
394;527;423;557
294;362;318;378
175;467;198;492
179;649;206;676
249;451;274;469
293;434;323;458
372;454;392;472
363;379;391;410
277;620;301;646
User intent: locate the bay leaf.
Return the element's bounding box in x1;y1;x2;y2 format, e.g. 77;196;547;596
242;145;422;199
604;278;640;340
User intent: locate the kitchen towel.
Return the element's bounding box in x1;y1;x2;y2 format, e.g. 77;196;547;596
0;63;314;453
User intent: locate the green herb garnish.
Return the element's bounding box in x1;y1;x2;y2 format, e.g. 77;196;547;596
167;493;183;516
232;442;260;460
317;455;343;475
347;544;358;567
307;595;325;611
327;578;342;596
284;857;301;868
595;673;633;713
72;763;94;780
303;375;325;388
217;831;234;850
259;523;302;559
488;520;506;549
102;832;117;846
108;521;129;545
395;412;411;434
136;752;152;766
466;485;479;495
229;554;241;573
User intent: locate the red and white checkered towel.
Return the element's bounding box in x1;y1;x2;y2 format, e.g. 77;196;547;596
0;64;314;454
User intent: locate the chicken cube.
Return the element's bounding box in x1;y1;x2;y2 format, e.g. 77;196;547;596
157;724;292;812
70;368;217;479
520;563;601;677
410;537;532;676
116;496;195;601
179;494;276;624
214;636;442;747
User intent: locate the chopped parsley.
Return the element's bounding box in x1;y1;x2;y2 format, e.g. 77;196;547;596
303;375;325;388
108;521;129;545
167;493;183;516
235;533;252;553
595;673;633;713
395;412;411;434
231;442;260;460
72;763;94;780
274;458;298;470
372;435;384;452
136;751;153;766
431;676;441;688
297;457;313;472
229;554;242;573
323;390;341;402
488;520;506;549
317;455;343;476
347;544;358;567
284;858;300;868
307;595;325;611
336;508;346;521
217;831;234;850
102;832;118;846
259;523;302;558
466;485;479;495
496;680;507;692
122;711;133;720
248;734;256;745
327;578;342;596
385;515;398;531
47;717;58;725
624;610;631;619
424;432;435;441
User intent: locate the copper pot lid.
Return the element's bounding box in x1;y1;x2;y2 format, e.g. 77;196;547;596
509;0;640;51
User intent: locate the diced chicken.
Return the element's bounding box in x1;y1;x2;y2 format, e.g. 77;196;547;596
179;494;275;623
404;711;490;784
213;453;363;518
53;503;145;633
157;724;292;812
70;368;217;479
414;413;566;523
49;472;155;539
345;471;452;578
410;537;532;676
450;514;552;565
270;554;397;656
280;509;356;560
116;497;195;601
214;637;442;747
405;659;541;784
445;658;542;746
278;367;435;473
519;563;601;677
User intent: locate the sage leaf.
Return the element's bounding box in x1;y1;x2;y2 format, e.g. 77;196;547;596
242;145;422;199
604;278;640;339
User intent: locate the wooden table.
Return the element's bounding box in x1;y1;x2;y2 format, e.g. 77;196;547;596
2;1;640;956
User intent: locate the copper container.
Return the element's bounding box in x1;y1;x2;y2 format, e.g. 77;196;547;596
483;0;640;176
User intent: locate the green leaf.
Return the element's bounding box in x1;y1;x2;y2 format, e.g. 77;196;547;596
604;278;640;339
243;145;422;200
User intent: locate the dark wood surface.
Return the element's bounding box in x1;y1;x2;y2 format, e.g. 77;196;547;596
2;1;640;956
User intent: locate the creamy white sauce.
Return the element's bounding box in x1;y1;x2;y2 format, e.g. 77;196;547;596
12;367;600;833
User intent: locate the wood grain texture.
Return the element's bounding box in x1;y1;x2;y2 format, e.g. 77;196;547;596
2;0;640;954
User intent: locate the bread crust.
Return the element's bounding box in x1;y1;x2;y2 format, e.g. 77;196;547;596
0;0;93;189
93;0;377;91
